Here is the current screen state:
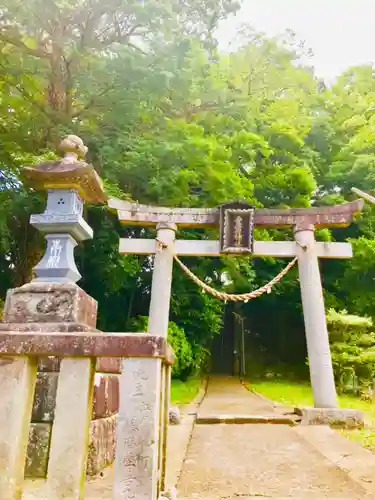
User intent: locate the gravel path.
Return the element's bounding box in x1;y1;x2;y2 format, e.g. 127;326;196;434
178;377;367;499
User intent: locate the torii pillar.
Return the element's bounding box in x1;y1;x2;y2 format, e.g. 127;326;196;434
294;222;337;408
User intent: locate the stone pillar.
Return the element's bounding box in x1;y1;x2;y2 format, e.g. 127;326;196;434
160;363;172;491
46;358;94;498
148;223;177;336
114;358;163;500
0;357;37;500
294;225;338;408
114;223;176;500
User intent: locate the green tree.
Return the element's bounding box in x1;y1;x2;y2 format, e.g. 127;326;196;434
2;5;375;381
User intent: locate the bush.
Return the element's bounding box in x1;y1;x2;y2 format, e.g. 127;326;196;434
130;316;194;380
327;308;375;393
167;321;194;380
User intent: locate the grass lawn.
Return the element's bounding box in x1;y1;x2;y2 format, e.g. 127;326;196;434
171;378;202;406
250;379;375;452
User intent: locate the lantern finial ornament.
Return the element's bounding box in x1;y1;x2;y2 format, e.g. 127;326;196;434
59;135;88;160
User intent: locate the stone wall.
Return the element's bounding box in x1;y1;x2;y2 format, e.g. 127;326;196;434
25;357;121;478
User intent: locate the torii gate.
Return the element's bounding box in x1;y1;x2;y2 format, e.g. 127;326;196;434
109;197;363;408
107;197;365;498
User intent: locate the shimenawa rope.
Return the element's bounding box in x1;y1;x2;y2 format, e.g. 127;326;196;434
156;239;298;303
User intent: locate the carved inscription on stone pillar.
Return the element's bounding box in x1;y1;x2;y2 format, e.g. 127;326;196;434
115;358;160;499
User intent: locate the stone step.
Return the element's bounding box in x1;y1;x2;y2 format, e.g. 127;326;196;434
195;414;296;425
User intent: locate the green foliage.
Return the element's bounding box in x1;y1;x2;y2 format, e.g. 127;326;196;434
335;238;375;316
327;309;372;331
327;309;375;391
2;0;375;380
131;316;194;379
167;322;194;380
171;378;201;405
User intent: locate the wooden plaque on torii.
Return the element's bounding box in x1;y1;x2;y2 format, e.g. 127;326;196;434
219;202;255;254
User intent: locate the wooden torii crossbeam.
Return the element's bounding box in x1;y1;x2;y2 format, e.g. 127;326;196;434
109;196;364;499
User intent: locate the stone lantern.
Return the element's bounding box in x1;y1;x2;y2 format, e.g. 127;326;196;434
21;135;107;283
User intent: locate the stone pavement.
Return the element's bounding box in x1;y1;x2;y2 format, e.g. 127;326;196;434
195;375;296;420
24;376;375;499
177;376;375;499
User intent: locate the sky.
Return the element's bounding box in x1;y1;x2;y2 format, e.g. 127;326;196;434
217;0;375;82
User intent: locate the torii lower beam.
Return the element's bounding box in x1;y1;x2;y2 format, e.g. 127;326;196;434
119;239;353;259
